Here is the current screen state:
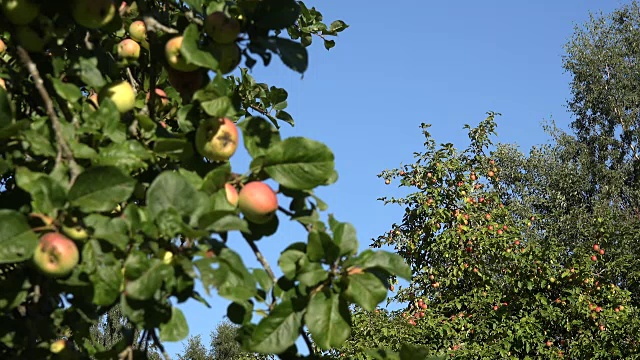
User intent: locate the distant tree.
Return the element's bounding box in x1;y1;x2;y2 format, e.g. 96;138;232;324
177;334;210;360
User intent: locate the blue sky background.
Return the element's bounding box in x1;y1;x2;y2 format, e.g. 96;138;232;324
164;0;626;356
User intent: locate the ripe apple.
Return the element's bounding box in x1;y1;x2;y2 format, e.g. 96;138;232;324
599;249;604;255
514;239;520;246
238;181;278;224
195;117;239;162
384;179;390;185
72;0;116;29
165;36;199;72
545;340;552;347
593;244;599;251
225;183;238;207
488;170;495;177
33;232;80;278
210;42;241;74
0;78;5;91
15;25;46;53
0;39;5;54
99;81;135;113
145;88;169;107
1;0;39;25
591;255;597;262
117;38;140;60
204;11;241;44
50;339;67;353
129;20;146;42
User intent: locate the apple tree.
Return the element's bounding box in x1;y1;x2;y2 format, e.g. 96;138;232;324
0;0;412;359
329;114;640;359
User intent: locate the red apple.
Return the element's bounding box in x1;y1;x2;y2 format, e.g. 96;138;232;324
0;39;6;54
33;232;80;278
117;38;140;60
145;88;169;107
195;117;239;162
591;255;597;262
599;249;604;255
593;244;600;251
238;181;278;224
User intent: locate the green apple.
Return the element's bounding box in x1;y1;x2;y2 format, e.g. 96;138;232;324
210;42;241;74
15;25;47;53
117;38;140;61
164;36;199;72
72;0;116;29
99;81;136;113
33;232;80;278
225;183;239;207
61;218;88;241
128;20;146;42
238;181;278;224
204;11;241;44
195;117;239;162
1;0;40;25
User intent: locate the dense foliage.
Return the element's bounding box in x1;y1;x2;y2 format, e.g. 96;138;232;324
328;2;640;359
0;0;412;359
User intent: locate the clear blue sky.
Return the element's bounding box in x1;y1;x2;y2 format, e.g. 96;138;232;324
164;0;625;356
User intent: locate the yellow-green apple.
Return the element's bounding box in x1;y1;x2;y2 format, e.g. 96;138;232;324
61;218;88;241
238;181;278;224
0;39;5;54
210;42;241;74
145;88;168;107
72;0;116;29
195;117;239;162
99;81;135;113
1;0;39;25
166;68;203;98
165;36;199;72
33;232;80;278
50;339;67;354
117;38;140;61
128;20;146;42
225;183;239;207
204;11;241;44
15;25;47;53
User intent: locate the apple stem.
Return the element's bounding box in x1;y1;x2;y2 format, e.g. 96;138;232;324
15;47;82;185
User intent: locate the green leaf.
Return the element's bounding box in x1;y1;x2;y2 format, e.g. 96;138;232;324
330;219;358;257
181;24;218;69
259;137;335;190
68;166;135;212
344;272;388;311
238;117;282;158
249;300;303;354
0;210;39;264
356;250;412;280
125;260;172;301
323;40;335;50
75;57;106;88
297;261;328;287
159;307;189;342
399;344;445;360
50;78;82;103
305;291;351;350
0;86;12;127
272;37;308;73
278;249;305;280
90;262;122;306
200;96;236;118
329;20;349;33
253;268;274;292
14;167;67;217
146;171;200;221
95;141;151;173
254;0;301;30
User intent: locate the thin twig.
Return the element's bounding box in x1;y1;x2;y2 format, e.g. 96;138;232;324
126;68;138;93
185;11;203;26
300;329;315;356
150;330;171;360
244;237;279;310
16;47;82;183
135;0;178;34
278;206;313;232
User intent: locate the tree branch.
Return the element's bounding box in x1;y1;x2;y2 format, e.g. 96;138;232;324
135;0;178;34
300;329;315;356
150;330;171;360
244;237;279;310
16;46;82;183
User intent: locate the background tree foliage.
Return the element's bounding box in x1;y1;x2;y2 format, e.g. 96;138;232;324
0;0;413;359
327;2;640;358
177;321;273;360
